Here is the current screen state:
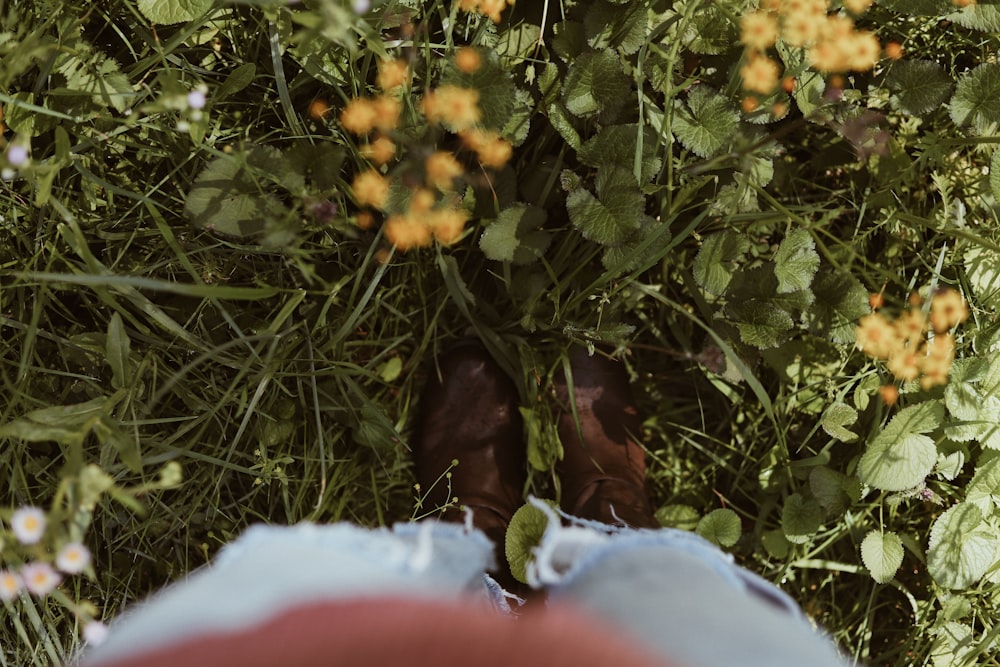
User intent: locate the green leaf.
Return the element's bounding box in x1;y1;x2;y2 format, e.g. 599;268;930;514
583;0;649;55
562;49;630;121
578;124;663;184
506;501;558;584
878;0;952;14
547;102;583;152
810;466;854;514
782;493;824;544
444;52;516;131
858;401;944;491
479;204;550;264
692;230;750;295
885;60;953;117
821;402;859;443
184;145;294;239
106;312;132;390
807;269;870;344
949;64;1000;130
761;529;791;559
672;85;740;158
0;396;112;446
352;403;398;453
601;216;671;273
565;167;644;246
552;21;587;62
965;245;1000;309
966;457;1000;515
696;508;742;547
680;3;739;55
948;3;1000;31
655;504;700;530
991;148;1000;203
215;63;257;101
927;503;1000;589
861;531;904;584
774;228;820;293
728;300;795;350
137;0;212;24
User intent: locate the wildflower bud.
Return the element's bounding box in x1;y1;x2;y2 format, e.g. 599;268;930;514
455;47;482;74
879;385;899;406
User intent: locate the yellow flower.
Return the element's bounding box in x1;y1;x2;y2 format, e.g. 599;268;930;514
426;151;464;190
372;95;402;131
780;11;823;47
455;47;482;74
460;128;512;168
808;38;848;73
458;0;513;23
887;348;921;382
855;312;897;360
843;0;874;13
409;188;436;215
351;170;390;210
930;289;969;333
427;207;469;244
360;135;397;166
377;59;411;91
894;309;927;346
340;98;377;135
385;213;433;250
423;85;481;131
740;11;779;52
741;54;781;94
847;31;881;71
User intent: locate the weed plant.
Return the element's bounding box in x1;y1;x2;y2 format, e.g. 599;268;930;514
3;0;1000;665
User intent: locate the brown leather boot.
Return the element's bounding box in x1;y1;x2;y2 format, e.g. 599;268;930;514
413;342;527;581
554;347;658;528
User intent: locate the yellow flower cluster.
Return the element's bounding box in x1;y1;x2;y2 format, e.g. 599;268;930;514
855;289;969;390
456;0;514;23
343;48;513;252
739;0;882;99
385;189;469;250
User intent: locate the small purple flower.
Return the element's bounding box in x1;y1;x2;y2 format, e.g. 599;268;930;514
307;199;339;224
6;145;29;167
187;90;207;110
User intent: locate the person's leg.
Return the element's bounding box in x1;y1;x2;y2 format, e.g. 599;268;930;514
83;520;497;666
413;341;528;592
541;348;850;667
85;342;529;665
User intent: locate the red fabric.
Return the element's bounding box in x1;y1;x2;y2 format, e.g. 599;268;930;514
91;597;676;667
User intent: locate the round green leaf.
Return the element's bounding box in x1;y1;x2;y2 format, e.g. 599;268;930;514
655;504;700;530
782;493;823;544
696;508;742;547
927;502;1000;590
821;402;859;443
949;64;1000;130
861;530;904;584
885;60;953;117
761;529;791;559
505;501;557;584
858;432;937;492
671;85;740;159
693;230;750;295
138;0;212;24
774;228;820;294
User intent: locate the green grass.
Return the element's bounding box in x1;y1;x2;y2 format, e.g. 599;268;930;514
5;1;1000;665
